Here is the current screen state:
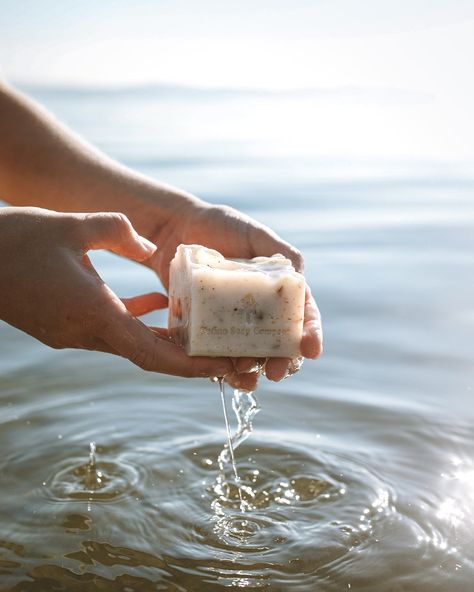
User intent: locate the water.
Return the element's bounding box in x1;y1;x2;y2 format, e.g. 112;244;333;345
0;85;474;590
216;378;245;511
216;380;261;514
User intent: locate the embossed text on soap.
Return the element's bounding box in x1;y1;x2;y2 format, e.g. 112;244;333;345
199;326;291;337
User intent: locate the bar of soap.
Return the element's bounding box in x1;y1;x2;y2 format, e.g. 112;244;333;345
168;244;305;357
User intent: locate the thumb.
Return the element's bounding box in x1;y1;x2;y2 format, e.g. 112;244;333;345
79;212;157;261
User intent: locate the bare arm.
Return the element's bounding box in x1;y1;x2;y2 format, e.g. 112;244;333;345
0;81;322;384
0;80;195;240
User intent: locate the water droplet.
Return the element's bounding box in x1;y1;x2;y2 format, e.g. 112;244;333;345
43;443;139;502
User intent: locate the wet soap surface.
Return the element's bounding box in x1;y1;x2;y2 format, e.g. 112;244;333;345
1;87;474;592
168;245;305;357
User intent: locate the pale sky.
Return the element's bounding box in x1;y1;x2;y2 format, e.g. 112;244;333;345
1;0;473;91
1;1;473;166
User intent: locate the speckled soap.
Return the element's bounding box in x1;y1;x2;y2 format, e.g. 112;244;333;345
168;244;305;357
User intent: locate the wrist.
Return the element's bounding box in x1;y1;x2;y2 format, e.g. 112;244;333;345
114;174;209;245
67;161;207;244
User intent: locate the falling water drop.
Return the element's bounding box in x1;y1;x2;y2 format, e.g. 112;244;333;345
89;442;96;469
83;442;103;490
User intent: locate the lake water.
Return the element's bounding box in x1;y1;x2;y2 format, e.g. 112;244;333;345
1;86;474;591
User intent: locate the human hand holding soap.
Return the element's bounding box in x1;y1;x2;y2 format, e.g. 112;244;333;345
0;83;320;386
168;245;306;380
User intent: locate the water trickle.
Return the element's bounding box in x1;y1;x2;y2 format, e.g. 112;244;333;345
217;378;244;511
216;378;261;513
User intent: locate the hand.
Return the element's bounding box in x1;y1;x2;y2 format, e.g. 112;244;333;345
0;207;234;378
0;83;321;389
149;201;323;390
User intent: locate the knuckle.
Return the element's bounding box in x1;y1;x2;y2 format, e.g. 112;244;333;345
62;214;85;244
107;212;132;234
90;212;133;241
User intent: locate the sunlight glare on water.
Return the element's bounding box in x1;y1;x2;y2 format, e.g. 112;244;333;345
0;85;473;590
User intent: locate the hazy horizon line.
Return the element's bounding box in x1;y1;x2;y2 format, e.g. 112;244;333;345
12;79;432;103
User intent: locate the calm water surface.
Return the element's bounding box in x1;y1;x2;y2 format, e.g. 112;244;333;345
1;87;474;591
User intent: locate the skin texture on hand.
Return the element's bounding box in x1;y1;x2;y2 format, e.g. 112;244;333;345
0;207;233;378
148;202;323;390
0;81;322;389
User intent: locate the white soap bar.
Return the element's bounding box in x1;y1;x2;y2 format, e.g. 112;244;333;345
168;244;305;357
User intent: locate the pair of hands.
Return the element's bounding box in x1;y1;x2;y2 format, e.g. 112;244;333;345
0;204;322;390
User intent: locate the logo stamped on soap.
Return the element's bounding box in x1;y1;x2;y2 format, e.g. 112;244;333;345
199;325;291;337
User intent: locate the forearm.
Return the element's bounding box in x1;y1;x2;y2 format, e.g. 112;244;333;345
0;81;203;240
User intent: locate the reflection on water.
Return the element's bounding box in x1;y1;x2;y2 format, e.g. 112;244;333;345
434;457;474;558
0;86;473;590
1;399;473;590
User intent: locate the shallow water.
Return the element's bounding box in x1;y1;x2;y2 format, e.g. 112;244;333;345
1;86;474;591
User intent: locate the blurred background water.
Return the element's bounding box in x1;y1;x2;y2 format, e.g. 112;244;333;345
1;1;474;590
0;83;473;591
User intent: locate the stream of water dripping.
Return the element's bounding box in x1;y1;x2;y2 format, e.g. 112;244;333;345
216;378;261;512
217;378;244;511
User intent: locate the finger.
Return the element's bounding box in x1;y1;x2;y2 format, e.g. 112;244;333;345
232;357;263;374
79;212;157;261
265;357;291;381
148;329;264;378
301;284;323;359
225;371;259;391
121;292;168;317
97;289;233;378
147;332;262;384
248;225;304;272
